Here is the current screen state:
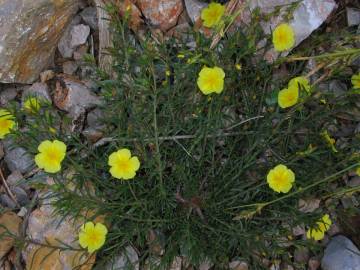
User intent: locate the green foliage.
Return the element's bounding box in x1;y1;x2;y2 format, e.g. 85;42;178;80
9;4;360;269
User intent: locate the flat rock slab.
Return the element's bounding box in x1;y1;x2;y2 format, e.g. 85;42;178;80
23;191;97;270
0;0;81;83
0;212;22;261
251;0;337;61
322;235;360;270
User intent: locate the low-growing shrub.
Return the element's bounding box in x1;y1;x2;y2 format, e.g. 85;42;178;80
6;2;360;269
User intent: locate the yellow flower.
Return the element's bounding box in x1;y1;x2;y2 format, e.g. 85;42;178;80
267;164;295;193
79;222;108;253
306;227;325;241
35;140;67;173
49;127;57;134
278;85;299;108
235;64;242;70
307;214;332;241
321;130;338;153
23;97;41;113
289;76;310;93
197;66;225;95
0;110;15;139
201;3;225;28
356;166;360;176
177;54;185;59
272;23;295;52
351;73;360;89
108;148;140;180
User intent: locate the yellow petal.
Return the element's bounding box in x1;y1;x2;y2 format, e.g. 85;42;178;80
129;156;140;171
351;73;360;89
289;76;310;93
110;166;125;179
79;232;89;249
38;140;53;153
94;223;108;236
122;170;136;180
108;152;120;166
83;222;95;233
306;228;325;241
117;148;131;160
53;140;67;155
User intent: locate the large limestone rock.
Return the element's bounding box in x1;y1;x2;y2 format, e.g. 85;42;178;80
0;212;22;261
248;0;337;61
0;0;81;83
322;235;360;270
22;191;98;270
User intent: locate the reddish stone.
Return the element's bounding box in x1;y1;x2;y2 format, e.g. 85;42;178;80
137;0;184;32
116;0;143;31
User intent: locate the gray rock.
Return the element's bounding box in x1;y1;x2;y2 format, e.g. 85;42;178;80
184;0;207;23
294;247;310;264
318;80;348;98
0;0;81;83
199;258;213;270
229;260;249;270
70;24;90;48
308;257;320;270
347;7;360;27
322;235;360;270
0;87;18;106
22;82;51;103
0;194;17;209
10;187;29;206
80;7;98;30
6;170;23;187
298;198;320;213
4;145;34;174
169;257;182;270
348;176;360;188
62;61;79;75
54;75;102;114
58;15;82;58
87;108;105;128
73;44;89;61
105;246;139;270
82;127;104;143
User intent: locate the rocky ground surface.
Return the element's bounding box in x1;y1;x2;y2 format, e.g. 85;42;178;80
0;0;359;269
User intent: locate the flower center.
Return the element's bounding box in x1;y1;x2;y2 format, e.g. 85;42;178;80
88;231;100;244
206;76;217;88
274;172;286;186
46;150;60;163
0;119;11;130
277;31;287;44
118;159;131;172
286;92;296;102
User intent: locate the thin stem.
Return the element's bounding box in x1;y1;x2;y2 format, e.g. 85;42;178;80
229;163;359;211
151;64;163;191
0;168;20;208
285;48;360;62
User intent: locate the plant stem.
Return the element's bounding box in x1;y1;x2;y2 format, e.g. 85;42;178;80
229;163;359;211
285;48;360;62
